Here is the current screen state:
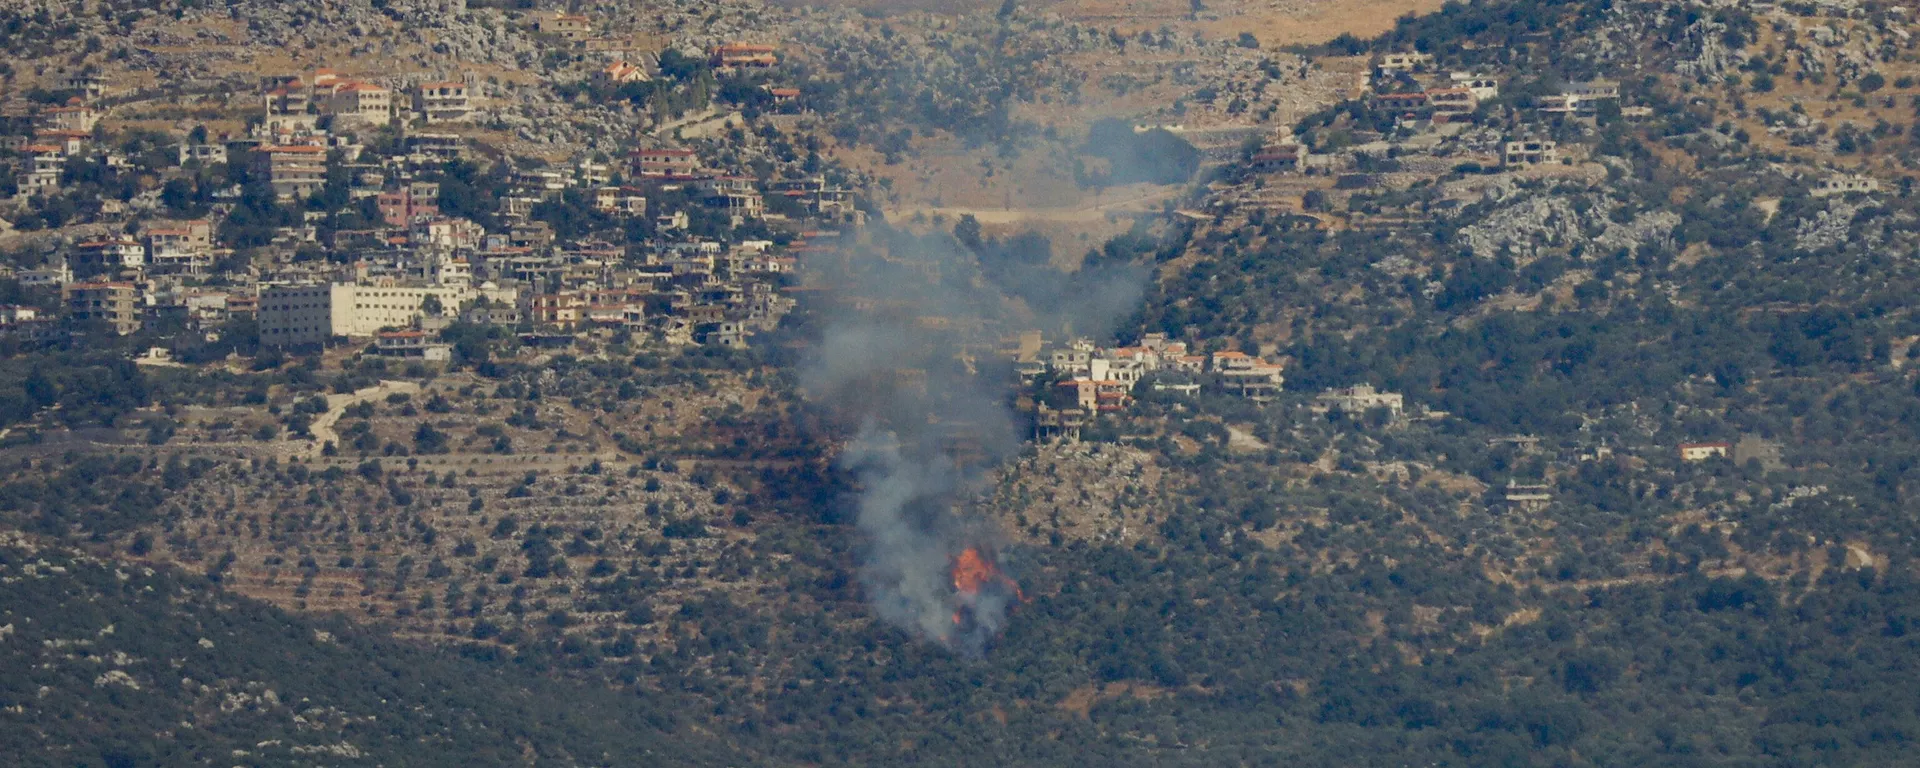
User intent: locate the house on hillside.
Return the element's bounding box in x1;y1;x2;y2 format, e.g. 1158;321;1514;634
600;60;652;85
40;102;99;132
328;82;394;126
1250;142;1307;172
1315;384;1403;417
1679;442;1732;461
1501;480;1553;512
64;281;141;335
1503;139;1558;167
1427;87;1477;117
374;330;452;361
710;43;777;71
631;148;700;177
536;11;592;40
1449;72;1500;100
1375;52;1434;74
1211;350;1285;396
414;81;472;123
1812;174;1879;197
252;144;329;200
75;239;146;271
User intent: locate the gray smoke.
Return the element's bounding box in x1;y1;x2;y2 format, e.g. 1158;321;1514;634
799;223;1143;653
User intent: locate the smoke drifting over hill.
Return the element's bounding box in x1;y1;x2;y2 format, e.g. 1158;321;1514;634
799;224;1141;653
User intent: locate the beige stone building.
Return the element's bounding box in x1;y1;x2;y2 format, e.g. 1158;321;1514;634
328;82;393;126
64;281;141;335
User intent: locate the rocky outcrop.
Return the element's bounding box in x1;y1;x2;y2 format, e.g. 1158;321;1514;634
1455;191;1679;262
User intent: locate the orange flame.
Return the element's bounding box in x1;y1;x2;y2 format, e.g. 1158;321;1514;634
950;547;1025;624
951;547;999;596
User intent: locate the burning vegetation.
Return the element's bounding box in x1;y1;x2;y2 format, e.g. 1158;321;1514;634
949;546;1024;634
799;224;1136;655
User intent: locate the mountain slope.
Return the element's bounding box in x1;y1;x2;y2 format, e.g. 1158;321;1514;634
0;535;738;767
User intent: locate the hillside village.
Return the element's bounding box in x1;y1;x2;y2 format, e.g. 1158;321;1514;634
1;40;860;356
0;2;1863;509
11;0;1920;763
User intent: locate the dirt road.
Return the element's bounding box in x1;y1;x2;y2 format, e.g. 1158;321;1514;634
305;380;422;458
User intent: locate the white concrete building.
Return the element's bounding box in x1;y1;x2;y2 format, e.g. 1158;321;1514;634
259;281;517;345
1449;72;1500;101
1679;442;1731;462
77;239;146;270
1316;384;1404;416
1503;139;1559;167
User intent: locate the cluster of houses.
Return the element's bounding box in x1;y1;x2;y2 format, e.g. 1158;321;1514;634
0;55;856;357
1016;333;1288;432
1018;332;1428;442
1370;52;1628;122
3;97;111;197
2;225;815;353
254;233;801;354
250;68;488;202
593;39;785;86
0;219;227;338
1367;59;1623;170
1492;434;1786;512
1255;54;1634;175
6;67;480;205
263;68;474;132
0;259;254;341
524;12;785;89
1370;54;1502;122
1222;53;1672;226
629;147;857;226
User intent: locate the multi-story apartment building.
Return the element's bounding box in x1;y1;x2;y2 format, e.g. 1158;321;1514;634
75;239;146;270
259;282;516;345
631;148;699;177
63;281;141;335
252;144;328;200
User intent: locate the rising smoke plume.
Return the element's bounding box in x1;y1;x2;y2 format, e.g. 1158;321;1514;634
799;222;1143;653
